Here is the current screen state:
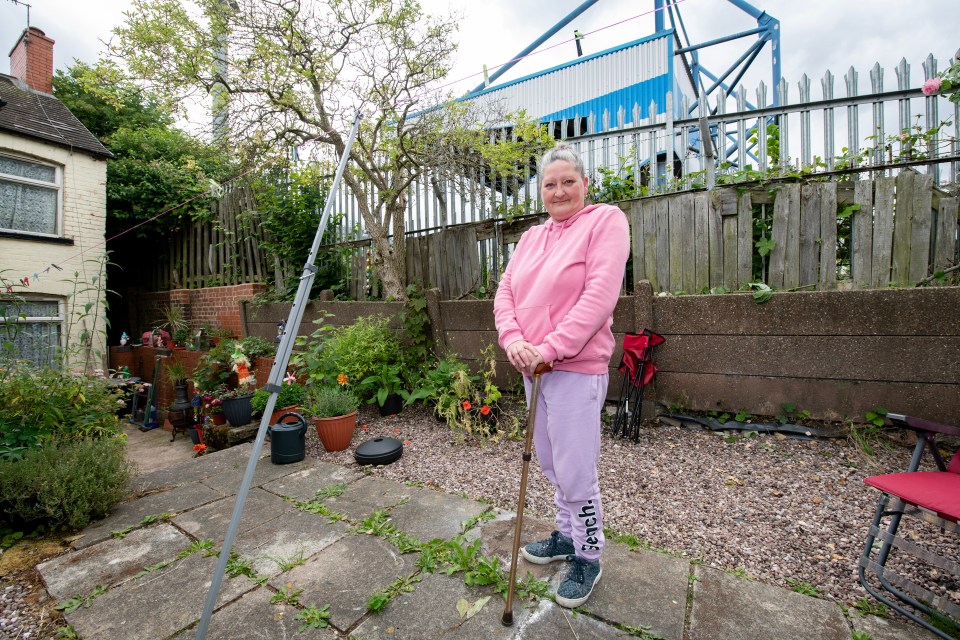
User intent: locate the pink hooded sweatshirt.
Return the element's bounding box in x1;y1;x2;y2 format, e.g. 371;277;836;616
494;203;630;374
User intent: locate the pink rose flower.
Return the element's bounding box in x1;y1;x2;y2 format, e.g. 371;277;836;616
922;77;942;96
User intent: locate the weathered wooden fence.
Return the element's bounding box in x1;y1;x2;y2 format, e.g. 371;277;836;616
337;171;958;299
148;184;271;291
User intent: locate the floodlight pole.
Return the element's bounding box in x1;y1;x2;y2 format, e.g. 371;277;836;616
194;110;363;640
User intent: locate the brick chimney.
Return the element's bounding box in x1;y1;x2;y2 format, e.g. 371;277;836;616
9;27;55;94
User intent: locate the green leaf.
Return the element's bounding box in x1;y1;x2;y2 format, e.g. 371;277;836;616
755;236;776;257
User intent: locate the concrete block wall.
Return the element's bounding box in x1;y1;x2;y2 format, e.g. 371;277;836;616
0;132;109;372
241;285;960;424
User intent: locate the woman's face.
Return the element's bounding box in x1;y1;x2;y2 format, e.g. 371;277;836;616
541;160;588;222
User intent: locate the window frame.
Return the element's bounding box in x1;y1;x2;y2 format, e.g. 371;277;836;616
0;296;64;368
0;151;63;238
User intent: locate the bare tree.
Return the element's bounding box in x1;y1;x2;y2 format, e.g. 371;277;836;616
110;0;489;300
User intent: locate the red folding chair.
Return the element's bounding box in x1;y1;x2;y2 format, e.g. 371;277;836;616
858;413;960;639
611;329;664;442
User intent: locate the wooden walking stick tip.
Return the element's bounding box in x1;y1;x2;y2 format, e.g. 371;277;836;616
501;611;514;626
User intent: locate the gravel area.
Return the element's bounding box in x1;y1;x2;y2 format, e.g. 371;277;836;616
2;401;956;639
307;402;959;611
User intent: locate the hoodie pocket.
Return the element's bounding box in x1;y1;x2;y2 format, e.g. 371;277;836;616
515;305;553;345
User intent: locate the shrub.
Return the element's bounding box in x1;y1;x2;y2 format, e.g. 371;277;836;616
0;436;133;530
251;380;306;413
294;315;402;387
0;364;124;460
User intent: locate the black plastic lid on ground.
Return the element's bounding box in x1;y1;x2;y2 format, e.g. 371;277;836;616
354;437;403;466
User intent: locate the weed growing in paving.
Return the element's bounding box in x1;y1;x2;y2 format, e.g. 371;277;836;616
296;604;332;630
354;509;423;553
268;548;307;572
270;586;303;606
178;539;216;558
134;560;173;579
367;575;422;613
314;483;348;499
851;631;872;640
56;585;108;614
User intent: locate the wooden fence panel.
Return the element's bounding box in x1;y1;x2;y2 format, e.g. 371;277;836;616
799;183;820;287
768;187;790;288
851;180;873;288
641;200;658;291
737;192;753;285
693;193;709;292
719;192;738;291
934;197;959;270
783;183;801;289
872;176;895;287
892;170;915;285
680;194;695;293
707;192;723;289
655;198;670;290
819;182;837;290
628;201;645;284
908;172;933;285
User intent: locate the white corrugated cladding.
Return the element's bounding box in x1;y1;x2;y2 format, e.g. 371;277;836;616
467;30;682;132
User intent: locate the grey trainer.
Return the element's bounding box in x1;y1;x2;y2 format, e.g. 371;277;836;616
521;530;574;565
555;555;602;608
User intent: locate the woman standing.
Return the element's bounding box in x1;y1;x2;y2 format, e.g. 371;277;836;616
494;142;629;607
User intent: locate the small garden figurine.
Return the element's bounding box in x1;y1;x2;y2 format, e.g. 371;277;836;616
231;343;254;388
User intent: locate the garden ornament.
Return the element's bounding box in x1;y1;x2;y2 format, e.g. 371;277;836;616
120;332;129;346
231;345;253;387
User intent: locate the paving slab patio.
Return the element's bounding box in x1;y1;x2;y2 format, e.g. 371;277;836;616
34;439;943;640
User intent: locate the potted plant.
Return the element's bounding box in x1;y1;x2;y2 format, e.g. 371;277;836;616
251;374;306;423
357;363;406;416
219;343;256;426
303;385;359;452
173;326;190;349
200;385;228;425
161;305;188;348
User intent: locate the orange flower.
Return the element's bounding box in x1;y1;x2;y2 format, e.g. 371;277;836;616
461;400;472;410
480;405;491;416
337;373;349;386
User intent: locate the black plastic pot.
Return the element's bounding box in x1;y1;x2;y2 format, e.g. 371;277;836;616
379;393;404;417
222;394;254;427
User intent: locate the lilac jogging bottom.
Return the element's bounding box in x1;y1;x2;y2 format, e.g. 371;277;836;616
524;369;607;562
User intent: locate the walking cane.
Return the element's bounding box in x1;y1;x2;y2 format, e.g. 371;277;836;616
501;361;552;626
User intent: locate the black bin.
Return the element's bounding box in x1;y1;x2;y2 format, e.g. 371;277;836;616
269;412;307;464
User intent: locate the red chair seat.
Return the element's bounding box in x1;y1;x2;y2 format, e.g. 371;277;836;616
865;472;960;522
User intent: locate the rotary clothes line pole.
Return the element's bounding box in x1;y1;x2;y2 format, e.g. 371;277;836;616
194;112;363;640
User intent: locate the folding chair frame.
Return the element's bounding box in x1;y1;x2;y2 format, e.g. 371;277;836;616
857;413;960;639
611;329;664;442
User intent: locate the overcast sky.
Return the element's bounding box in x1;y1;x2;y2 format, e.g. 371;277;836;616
2;0;956;117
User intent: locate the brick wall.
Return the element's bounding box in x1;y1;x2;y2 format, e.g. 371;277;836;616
0;132;109;372
135;283;266;339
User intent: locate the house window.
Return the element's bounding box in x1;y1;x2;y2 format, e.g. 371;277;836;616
0;153;61;236
0;298;62;368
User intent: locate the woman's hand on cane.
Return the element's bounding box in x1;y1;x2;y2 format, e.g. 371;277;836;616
507;340;544;376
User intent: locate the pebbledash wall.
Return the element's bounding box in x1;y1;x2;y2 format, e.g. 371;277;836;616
0;131;109;371
243;284;960;425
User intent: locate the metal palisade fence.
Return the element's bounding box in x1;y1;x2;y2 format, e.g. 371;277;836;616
158;54;959;298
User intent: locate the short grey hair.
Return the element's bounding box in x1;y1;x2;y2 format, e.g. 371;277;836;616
539;142;585;178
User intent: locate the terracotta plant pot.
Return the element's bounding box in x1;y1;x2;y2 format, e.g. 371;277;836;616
270;405;299;424
313;412;357;452
210;413;227;426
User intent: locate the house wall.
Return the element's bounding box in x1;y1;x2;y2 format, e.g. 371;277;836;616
0;131;109;372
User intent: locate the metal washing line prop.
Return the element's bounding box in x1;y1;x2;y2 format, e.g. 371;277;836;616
193;111;363;640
